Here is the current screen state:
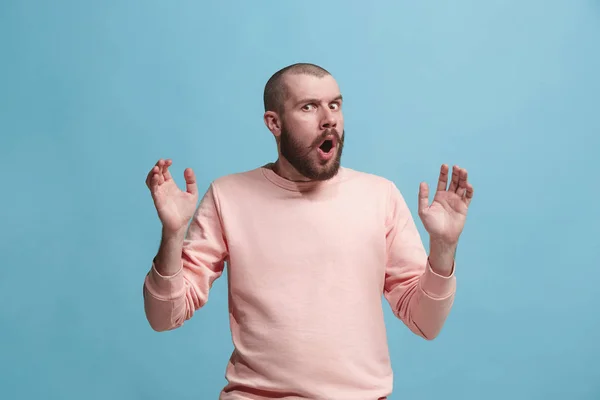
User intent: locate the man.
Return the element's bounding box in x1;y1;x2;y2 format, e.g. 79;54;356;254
143;63;474;399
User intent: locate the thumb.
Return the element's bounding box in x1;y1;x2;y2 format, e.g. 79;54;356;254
418;182;429;215
184;168;198;196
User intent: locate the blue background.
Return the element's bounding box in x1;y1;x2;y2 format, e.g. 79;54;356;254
1;1;599;399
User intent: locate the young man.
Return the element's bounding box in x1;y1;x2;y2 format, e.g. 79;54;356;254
143;63;474;399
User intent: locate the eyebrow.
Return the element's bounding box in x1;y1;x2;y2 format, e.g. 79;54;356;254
295;94;343;107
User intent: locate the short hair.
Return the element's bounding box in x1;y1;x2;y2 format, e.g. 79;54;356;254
263;63;331;114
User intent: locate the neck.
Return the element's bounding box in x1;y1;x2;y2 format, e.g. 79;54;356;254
273;157;311;182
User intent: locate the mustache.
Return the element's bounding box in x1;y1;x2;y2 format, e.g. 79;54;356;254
310;129;344;148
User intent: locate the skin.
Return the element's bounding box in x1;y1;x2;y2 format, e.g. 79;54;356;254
145;72;474;277
420;164;474;276
263;73;345;182
145;158;197;276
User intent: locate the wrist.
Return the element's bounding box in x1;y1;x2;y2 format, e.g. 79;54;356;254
154;226;187;277
429;236;458;250
162;225;187;241
428;238;457;276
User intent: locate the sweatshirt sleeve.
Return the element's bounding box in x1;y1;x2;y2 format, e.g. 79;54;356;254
383;181;456;340
143;182;229;332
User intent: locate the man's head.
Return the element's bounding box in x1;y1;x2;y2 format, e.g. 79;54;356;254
263;63;345;181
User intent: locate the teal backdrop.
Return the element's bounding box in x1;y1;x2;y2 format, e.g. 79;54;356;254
1;1;599;399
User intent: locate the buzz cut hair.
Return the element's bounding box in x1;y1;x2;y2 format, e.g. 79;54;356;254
263;63;331;114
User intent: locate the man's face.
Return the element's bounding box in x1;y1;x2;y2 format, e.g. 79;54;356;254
278;73;345;181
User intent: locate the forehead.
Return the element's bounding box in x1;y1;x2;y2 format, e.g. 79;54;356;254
282;73;341;103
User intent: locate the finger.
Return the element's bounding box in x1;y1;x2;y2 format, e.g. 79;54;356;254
146;165;156;188
150;171;161;194
146;161;162;188
448;165;460;192
184;168;197;195
456;168;468;197
150;159;166;185
418;181;429;215
464;183;474;206
436;164;450;192
162;159;173;182
154;160;166;185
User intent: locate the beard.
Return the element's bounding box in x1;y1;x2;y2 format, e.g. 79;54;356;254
279;123;345;181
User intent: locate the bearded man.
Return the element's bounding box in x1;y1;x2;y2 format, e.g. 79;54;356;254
143;63;474;399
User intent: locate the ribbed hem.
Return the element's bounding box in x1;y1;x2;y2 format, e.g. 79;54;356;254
419;260;456;299
144;262;185;300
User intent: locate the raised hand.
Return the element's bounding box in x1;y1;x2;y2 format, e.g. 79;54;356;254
145;159;199;234
418;164;474;245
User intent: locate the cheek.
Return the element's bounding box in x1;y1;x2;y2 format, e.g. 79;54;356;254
298;115;319;130
290;117;318;138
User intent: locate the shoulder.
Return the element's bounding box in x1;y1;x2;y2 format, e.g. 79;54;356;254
340;166;398;194
205;165;268;201
341;167;411;213
212;166;263;187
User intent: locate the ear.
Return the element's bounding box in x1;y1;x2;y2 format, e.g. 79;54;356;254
264;111;282;138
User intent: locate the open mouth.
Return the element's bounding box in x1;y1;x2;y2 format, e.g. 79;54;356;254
318;139;334;153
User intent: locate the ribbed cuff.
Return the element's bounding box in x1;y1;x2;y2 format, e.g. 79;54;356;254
419;260;456;299
144;262;185;300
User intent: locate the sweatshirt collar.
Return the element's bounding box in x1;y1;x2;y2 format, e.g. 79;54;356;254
260;163;346;192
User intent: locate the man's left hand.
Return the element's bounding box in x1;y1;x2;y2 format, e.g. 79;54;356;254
418;164;474;246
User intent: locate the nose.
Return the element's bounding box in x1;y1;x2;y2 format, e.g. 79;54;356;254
320;107;337;130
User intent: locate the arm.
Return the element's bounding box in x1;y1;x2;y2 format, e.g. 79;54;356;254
384;164;474;340
383;182;456;340
143;183;228;332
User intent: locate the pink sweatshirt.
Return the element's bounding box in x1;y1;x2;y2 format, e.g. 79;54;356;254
143;164;456;399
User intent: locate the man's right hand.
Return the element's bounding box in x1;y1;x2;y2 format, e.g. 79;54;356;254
146;159;199;234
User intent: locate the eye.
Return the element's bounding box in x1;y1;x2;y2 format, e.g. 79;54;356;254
302;104;316;111
330;102;341;110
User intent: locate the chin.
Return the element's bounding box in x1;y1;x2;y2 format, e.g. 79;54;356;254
311;162;340;180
